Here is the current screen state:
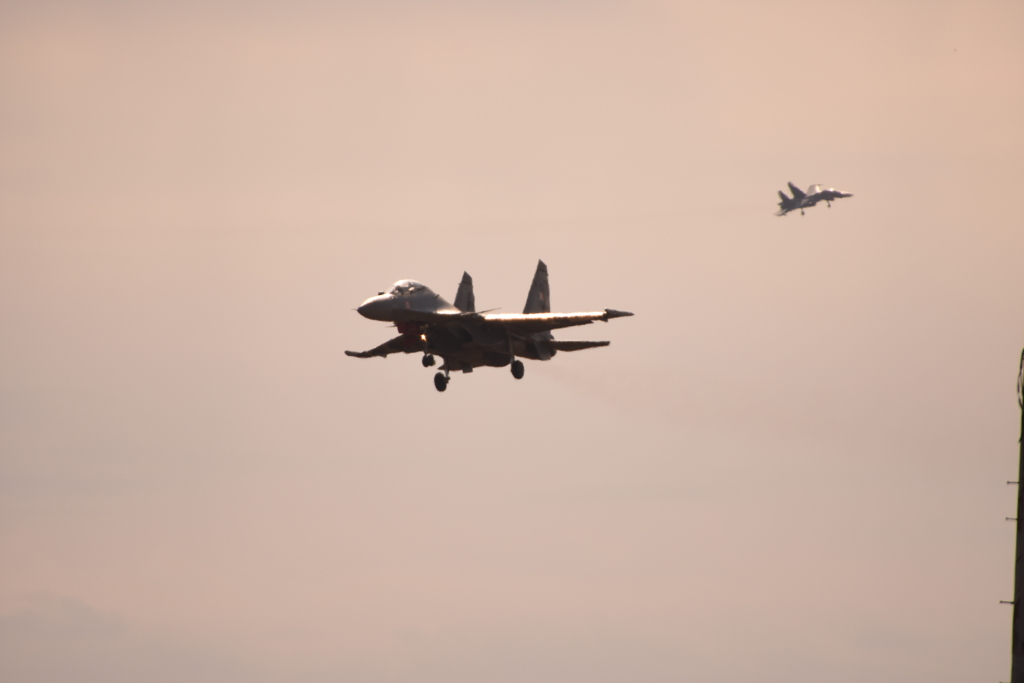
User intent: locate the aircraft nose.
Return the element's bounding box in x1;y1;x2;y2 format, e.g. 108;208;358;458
356;295;390;321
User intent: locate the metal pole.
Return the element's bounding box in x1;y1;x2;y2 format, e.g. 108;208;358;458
1012;349;1024;683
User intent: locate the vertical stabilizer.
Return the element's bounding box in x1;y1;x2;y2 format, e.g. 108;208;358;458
454;272;475;312
523;260;550;314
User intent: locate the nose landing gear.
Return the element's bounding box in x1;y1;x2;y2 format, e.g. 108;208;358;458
511;360;524;379
422;354;435;367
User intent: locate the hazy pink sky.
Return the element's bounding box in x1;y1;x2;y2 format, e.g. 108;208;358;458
2;1;1023;681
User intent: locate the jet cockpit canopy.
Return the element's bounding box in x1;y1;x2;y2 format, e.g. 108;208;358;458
388;280;427;296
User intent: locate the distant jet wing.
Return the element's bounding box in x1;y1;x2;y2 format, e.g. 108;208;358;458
479;309;633;334
345;335;419;358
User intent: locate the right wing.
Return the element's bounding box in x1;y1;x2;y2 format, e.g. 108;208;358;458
345;335;419;358
478;309;633;335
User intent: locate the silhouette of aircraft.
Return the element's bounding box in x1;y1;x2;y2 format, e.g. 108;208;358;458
776;182;853;216
346;260;633;391
808;185;853;207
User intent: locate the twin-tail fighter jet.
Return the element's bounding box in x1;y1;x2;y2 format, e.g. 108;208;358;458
776;182;853;216
346;260;633;392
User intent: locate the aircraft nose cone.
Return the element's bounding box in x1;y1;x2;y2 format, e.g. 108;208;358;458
356;295;390;321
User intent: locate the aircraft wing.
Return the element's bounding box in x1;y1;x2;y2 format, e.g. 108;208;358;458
549;340;611;351
479;309;632;334
345;335;419;358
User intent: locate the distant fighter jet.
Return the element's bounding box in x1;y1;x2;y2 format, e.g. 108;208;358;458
346;260;633;392
776;182;853;216
808;185;853;208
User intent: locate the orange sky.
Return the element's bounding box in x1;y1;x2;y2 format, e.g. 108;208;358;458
2;1;1023;681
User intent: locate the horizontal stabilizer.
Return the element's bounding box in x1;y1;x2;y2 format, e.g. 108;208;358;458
549;340;610;352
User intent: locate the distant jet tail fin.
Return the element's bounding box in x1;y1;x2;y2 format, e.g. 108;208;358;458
787;181;805;199
778;190;790;202
454;272;475;312
523;260;550;314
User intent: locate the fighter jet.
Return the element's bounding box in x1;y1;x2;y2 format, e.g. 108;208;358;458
807;185;853;208
346;260;633;392
776;182;853;216
776;182;816;216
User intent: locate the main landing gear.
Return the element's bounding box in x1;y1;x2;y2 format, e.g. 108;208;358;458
507;333;525;380
431;359;524;392
434;371;448;392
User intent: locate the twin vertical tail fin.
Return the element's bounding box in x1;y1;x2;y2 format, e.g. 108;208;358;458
453;262;551;316
523;260;550;314
524;260;553;350
454;272;475;312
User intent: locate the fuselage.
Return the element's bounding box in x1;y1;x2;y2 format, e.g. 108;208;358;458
355;279;554;370
356;280;459;322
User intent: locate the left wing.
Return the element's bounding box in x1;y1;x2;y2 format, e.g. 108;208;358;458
479;309;632;335
345;335;420;358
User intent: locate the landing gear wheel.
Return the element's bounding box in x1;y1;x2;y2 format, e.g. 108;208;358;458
422;354;435;367
433;372;448;392
511;360;525;380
